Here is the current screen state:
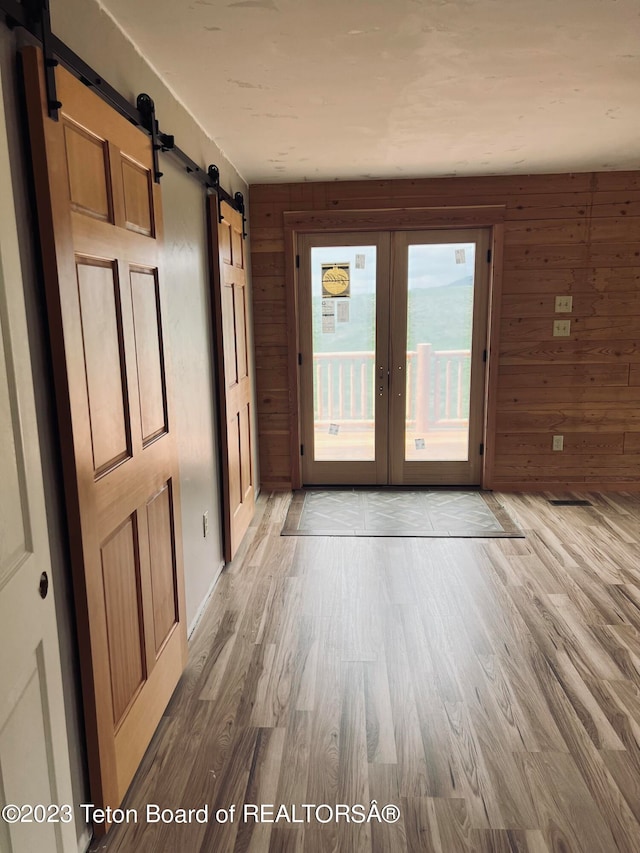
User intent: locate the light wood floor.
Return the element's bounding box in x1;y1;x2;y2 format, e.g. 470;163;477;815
90;491;640;853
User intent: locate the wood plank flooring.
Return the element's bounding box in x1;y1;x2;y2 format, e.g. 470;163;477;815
90;491;640;853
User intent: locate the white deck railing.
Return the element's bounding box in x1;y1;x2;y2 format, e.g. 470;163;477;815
313;346;471;429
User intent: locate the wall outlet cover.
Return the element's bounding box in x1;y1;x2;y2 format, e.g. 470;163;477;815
553;319;571;337
552;435;564;451
555;295;573;313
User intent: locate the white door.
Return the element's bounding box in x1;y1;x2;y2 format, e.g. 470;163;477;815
0;73;77;853
298;229;490;486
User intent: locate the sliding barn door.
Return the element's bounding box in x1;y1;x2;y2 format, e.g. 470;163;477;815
208;198;255;561
23;48;187;821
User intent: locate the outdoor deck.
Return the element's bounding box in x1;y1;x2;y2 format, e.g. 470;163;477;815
314;425;469;462
312;346;471;462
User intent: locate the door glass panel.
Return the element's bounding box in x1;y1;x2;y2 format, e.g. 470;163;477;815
405;242;476;462
310;245;377;461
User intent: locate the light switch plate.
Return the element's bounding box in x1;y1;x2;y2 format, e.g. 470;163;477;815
555;295;573;313
553;319;571;337
552;435;564;451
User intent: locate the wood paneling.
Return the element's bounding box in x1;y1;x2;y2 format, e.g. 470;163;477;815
250;171;640;489
503;244;590;270
501;293;640;318
504;218;589;244
591;191;640;217
624;432;640;453
505;192;590;220
496;432;624;455
499;364;629;388
499;341;640;365
595;170;640;191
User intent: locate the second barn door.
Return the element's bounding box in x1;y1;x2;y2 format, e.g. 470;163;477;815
208;197;255;561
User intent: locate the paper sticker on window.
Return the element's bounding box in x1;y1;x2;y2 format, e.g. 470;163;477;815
355;254;365;270
415;438;425;449
455;248;466;264
322;299;336;333
322;262;350;297
337;300;350;323
328;423;340;435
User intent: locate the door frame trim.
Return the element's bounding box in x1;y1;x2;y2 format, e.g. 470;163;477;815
284;205;506;490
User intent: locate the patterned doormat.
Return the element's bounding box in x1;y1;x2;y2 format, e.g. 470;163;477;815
282;489;523;538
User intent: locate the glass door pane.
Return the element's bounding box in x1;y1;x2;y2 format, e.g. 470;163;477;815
389;228;489;487
405;242;476;462
299;232;390;486
310;244;377;461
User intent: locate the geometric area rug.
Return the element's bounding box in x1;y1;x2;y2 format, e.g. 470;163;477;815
282;488;524;538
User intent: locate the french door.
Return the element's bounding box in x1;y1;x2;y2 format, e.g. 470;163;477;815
298;228;490;486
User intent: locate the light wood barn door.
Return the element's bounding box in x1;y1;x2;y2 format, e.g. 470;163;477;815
208;197;255;561
23;47;187;824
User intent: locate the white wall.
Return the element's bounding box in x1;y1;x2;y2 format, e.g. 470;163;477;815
161;157;227;626
0;0;256;847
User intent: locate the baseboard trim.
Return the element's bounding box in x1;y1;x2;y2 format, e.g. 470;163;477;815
187;560;225;639
260;481;293;492
491;482;640;493
79;824;92;852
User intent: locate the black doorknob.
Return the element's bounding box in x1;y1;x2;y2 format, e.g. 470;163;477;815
39;572;49;599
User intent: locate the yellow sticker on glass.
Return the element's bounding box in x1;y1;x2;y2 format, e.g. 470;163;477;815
322;263;350;297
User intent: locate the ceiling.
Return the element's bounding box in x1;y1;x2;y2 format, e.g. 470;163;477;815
99;0;640;184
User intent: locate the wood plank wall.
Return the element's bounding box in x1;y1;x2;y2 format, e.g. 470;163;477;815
248;172;640;491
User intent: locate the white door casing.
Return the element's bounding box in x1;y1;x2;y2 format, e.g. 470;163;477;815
0;69;77;853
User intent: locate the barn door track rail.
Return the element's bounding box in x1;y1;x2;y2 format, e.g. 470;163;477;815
1;0;245;229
